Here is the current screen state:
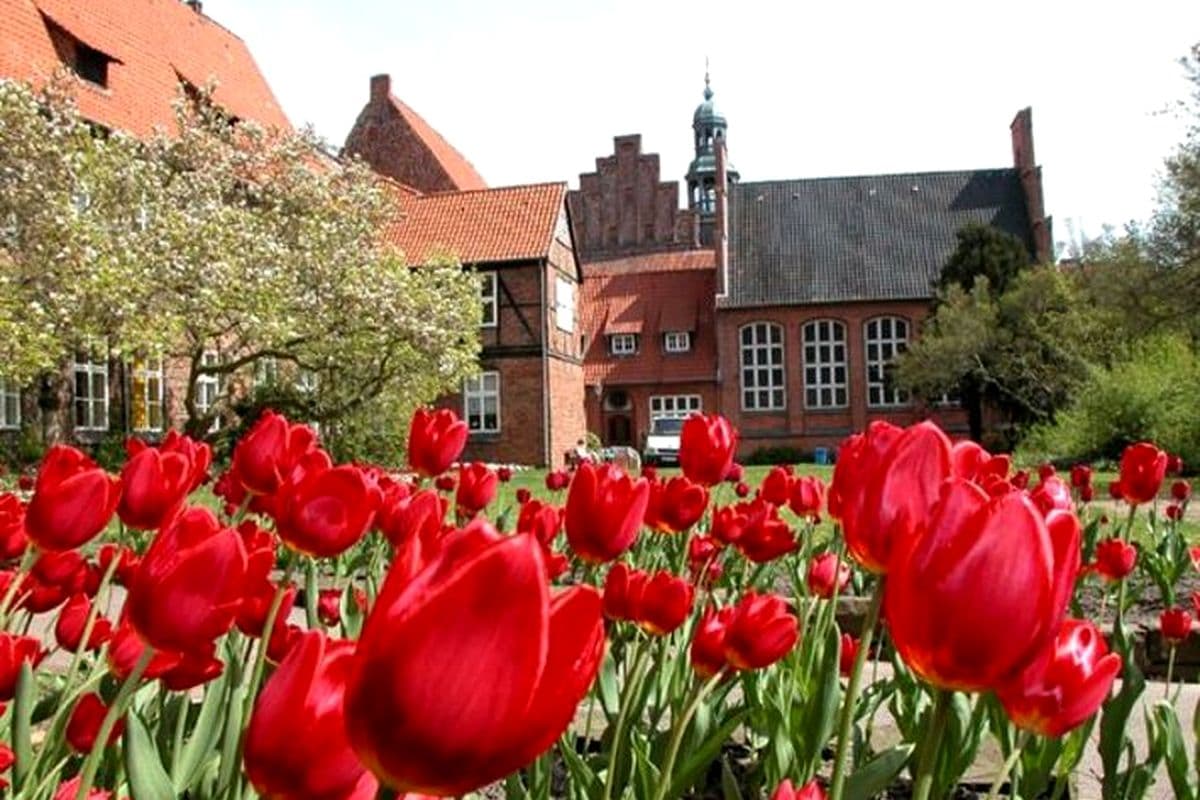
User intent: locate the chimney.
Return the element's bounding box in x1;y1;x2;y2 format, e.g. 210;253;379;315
1010;107;1052;263
185;0;203;12
714;131;729;297
370;74;392;103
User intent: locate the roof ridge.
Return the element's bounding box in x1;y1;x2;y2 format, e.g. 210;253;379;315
419;181;567;199
736;167;1015;187
387;93;486;189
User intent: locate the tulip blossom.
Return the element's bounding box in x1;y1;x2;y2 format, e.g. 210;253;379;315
455;462;498;516
1119;442;1168;505
679;414;739;486
839;634;859;677
1090;538;1137;582
344;532;604;795
997;619;1120;737
564;463;649;563
0;633;44;700
759;466;793;506
245;631;378;800
1168;454;1185;474
544;470;569;492
637;571;695;635
516;488;532;505
690;606;734;678
407;407;468;478
735;481;750;498
602;562;646;622
232;411;321;496
434;475;455;493
1030;476;1074;517
52;777;111;800
771;779;828;800
735;498;797;563
106;622;182;681
117;443;193;530
378;488;445;550
806;552;851;599
275;465;381;558
1167;504;1184;521
724;592;799;671
24;445;120;552
128;507;248;655
1161;608;1193;644
0;744;12;791
55;594;112;652
726;463;745;483
66;693;123;753
497;466;513;482
643;476;709;533
710;504;749;546
886;480;1080;692
0;493;27;561
1171;479;1192;502
1069;464;1093;489
160;646;225;692
318;588;343;627
96;544;139;587
789;476;825;521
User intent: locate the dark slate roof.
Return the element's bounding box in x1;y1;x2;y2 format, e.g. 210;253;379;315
723;168;1034;308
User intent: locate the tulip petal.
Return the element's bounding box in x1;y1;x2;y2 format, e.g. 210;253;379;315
346;534;549;794
1045;509;1083;624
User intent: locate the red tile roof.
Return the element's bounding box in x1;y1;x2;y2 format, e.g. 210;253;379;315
387;92;486;191
385;182;568;265
0;0;290;136
581;250;718;386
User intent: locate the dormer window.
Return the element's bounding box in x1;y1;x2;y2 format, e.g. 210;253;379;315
42;15;117;89
610;334;637;356
663;331;691;353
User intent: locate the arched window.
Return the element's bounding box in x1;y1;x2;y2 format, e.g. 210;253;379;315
802;319;848;409
864;317;910;407
740;322;785;411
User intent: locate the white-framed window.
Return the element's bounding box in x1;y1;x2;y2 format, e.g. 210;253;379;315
73;348;109;432
130;356;165;433
255;357;279;387
649;395;701;422
865;317;911;407
480;272;497;328
463;371;500;434
931;391;961;408
739;322;785;411
195;350;222;431
0;378;20;430
802;319;849;409
663;331;691;353
610;334;638;356
555;275;575;333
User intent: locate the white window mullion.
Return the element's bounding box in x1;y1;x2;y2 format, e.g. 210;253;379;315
463;371;501;434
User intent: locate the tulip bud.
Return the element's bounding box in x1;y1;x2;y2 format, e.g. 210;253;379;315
24;446;120;552
839;634;859;677
723;592;798;671
66;693;123;754
1161;608;1193;645
564;463;649;564
1119;442;1168;505
1171;480;1192;502
806;552;851;599
759;466;793;506
679;414;738;486
231;411;320;496
407;407;468;478
643;476;708;534
1091;538;1137;582
455;462;498;517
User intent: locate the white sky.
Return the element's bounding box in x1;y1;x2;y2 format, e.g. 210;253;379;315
204;0;1200;249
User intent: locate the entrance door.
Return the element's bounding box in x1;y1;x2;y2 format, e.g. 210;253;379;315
606;414;632;446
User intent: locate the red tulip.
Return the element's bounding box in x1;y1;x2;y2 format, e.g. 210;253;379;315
734;498;797;563
1069;464;1093;489
378;488;445;550
516;500;562;547
1161;608;1193;644
24;445;120;551
1037;462;1056;481
726;463;745;483
128;507;248;654
106;621;182;681
1167;504;1184;521
1168;454;1185;474
789;476;825;520
691;606;734;678
407;407;468;478
160;646;225;691
117;443;193;530
564;463;649;564
305;589;337;628
545;470;569;492
688;535;723;568
1091;538;1137;582
997;619;1121;737
66;693;123;753
52;777;110;800
759;466;793;506
232;411;320;496
839;634;859;677
951;441;1010;489
245;631;378;800
828;421;901;523
0;493;27;561
434;475;455;493
1030;476;1074;517
96;544;139;587
724;592;798;671
771;779;828;800
806;552;851;599
638;571;695;635
886;480;1080;692
55;594;112;652
344;532;604;795
516;488;532;504
455;462;498;516
602;562;644;622
275;465;381;558
1119;442;1168;505
644;476;709;534
0;744;12;790
1171;480;1191;502
710;504;749;546
1107;480;1123;500
497;466;513;482
0;633;43;700
735;481;750;497
679;414;738;486
1080;485;1095;503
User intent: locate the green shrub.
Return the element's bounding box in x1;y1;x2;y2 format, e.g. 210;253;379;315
1019;335;1200;468
744;446;808;466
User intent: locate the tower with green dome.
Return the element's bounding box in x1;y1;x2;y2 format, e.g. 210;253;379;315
686;71;738;245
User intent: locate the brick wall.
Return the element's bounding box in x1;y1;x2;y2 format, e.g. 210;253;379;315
546;355;586;468
439;356;545;467
586;380;720;451
484;262;544;352
714;300;971;458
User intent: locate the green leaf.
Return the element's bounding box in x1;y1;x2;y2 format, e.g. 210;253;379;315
802;623;842;764
173;665;230;793
558;738;601;797
843;744;914;800
720;756;745;800
1154;700;1197;800
125;709;177;800
666;710;748;799
215;685;248;798
340;583;364;639
1100;631;1145;797
11;660;34;792
598;654;620;719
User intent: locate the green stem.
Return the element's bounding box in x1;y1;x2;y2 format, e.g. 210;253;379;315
0;549;36;628
651;673;724;800
828;577;886;800
74;648;154;800
911;689;952;800
600;639;651;800
986;730;1029;800
1165;644;1178;700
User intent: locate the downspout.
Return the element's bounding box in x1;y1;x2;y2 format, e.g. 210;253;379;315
540;259;552;467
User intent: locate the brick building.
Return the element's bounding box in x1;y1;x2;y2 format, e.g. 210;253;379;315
0;0;289;447
345;75;586;466
573;79;1050;459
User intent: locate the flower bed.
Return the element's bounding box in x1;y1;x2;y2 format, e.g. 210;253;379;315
0;410;1194;799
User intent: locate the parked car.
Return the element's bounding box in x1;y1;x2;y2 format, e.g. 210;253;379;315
643;417;683;465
